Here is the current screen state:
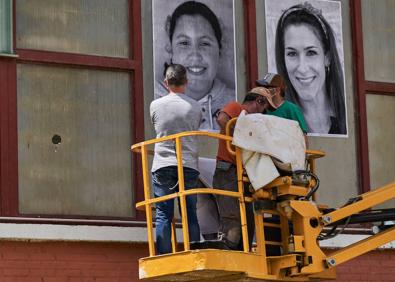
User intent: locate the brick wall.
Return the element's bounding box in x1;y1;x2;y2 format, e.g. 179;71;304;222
0;241;147;282
335;250;395;282
0;241;394;281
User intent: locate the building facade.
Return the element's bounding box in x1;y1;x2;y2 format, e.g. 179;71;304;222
0;0;394;281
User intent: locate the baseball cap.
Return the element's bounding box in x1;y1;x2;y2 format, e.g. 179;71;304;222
248;87;277;109
256;73;286;91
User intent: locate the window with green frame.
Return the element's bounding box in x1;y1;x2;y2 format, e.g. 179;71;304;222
0;0;13;54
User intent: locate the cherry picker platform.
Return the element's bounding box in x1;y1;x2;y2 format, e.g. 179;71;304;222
131;124;395;281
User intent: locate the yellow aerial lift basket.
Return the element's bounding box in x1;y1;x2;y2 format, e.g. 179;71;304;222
131;121;395;281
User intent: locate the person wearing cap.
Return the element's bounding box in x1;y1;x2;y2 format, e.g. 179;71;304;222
213;87;276;250
256;73;308;145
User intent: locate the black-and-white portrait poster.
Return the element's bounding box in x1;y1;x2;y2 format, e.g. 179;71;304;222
265;0;348;137
152;0;236;131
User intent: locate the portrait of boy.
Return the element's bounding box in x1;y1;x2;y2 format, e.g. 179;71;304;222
153;0;237;131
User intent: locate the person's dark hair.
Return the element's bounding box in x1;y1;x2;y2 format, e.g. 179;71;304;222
168;1;222;49
165;64;187;86
275;3;346;134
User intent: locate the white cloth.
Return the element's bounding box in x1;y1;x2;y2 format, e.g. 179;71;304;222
198;157;217;187
232;112;306;189
241;150;279;189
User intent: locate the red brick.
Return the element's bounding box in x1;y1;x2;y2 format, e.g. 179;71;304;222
55;268;81;276
31;252;56;261
381;259;395;267
1;278;43;282
3;268;30;276
4;241;395;282
42;278;68;282
95;279;119;282
2;251;30;260
55;253;107;262
377;274;395;281
29;268;56;276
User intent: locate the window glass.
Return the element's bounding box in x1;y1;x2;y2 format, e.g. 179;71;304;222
16;0;129;58
17;64;133;217
366;94;395;209
362;0;395;83
0;0;12;54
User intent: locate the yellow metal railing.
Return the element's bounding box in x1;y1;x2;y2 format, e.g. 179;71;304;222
132;124;325;258
131;131;252;257
133;123;395;280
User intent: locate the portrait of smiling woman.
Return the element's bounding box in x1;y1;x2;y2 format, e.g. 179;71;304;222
265;0;347;136
153;0;236;131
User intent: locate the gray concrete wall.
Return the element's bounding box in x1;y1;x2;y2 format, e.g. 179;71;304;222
362;0;395;208
362;0;395;83
140;0;370;208
366;94;395;209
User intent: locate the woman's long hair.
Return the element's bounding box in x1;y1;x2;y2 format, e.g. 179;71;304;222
275;3;346;134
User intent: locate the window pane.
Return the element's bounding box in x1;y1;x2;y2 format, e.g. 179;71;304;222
16;0;129;58
366;94;395;209
362;0;395;83
17;64;133;217
0;0;12;53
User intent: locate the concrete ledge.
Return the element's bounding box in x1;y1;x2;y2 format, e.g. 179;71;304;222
0;223;394;249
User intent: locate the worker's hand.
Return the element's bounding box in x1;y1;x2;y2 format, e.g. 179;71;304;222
216;111;231;131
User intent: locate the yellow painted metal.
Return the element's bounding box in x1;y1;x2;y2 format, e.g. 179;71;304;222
132;130;395;281
280;214;290;254
132;131;252;259
135;188;251;210
141;145;155;257
225;117;238;156
236;146;250;253
171;218;177;253
254;214;267;258
291;236;306;252
138;250;272;281
278;185;309;197
267;255;298;277
289;201;327;275
175;137;190;252
138;249;322;281
305;150;325;160
252;189;272;200
263;222;281;228
131;131;232;150
305;150;325;202
139;249;334;281
327;226;395;267
309;268;337;280
263;176;293;189
253;177;309;200
322;182;395;226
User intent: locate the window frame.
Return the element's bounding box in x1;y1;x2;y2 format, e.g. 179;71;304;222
0;0;301;226
0;0;15;56
0;0;145;225
350;0;395;194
